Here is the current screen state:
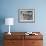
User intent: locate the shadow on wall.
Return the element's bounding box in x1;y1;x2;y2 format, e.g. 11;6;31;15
0;16;5;46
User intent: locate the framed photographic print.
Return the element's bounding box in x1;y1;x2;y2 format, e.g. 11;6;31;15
18;9;35;23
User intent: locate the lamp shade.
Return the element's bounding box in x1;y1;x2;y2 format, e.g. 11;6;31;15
5;18;14;25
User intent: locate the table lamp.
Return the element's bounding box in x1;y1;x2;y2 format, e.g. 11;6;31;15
5;18;14;35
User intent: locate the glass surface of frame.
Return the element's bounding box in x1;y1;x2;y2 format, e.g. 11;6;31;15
18;9;35;23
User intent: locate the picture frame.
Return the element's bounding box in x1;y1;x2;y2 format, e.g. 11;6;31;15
18;9;35;23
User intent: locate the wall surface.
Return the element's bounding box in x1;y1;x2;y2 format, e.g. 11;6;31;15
0;0;46;32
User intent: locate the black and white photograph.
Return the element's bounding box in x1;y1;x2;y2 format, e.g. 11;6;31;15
18;9;35;23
